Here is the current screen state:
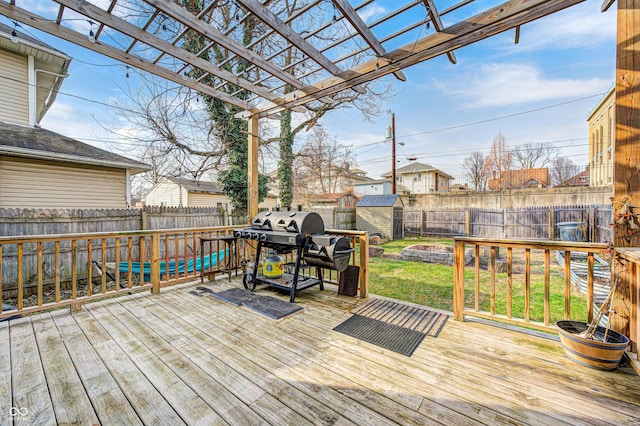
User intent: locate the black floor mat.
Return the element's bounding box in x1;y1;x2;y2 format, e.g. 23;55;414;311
333;314;425;356
352;298;449;338
207;287;254;306
194;286;303;320
242;294;303;320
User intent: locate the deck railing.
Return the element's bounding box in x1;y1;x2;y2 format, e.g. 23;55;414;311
453;237;610;330
453;237;638;372
0;226;369;320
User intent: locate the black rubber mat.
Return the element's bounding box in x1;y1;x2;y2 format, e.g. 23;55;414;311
194;286;303;319
333;314;426;356
352;298;449;338
207;287;254;306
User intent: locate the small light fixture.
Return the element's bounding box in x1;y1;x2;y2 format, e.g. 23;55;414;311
88;20;96;43
125;66;130;79
332;4;337;23
425;21;430;30
10;22;19;43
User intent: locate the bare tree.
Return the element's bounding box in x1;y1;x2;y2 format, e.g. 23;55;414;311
551;157;580;187
513;142;558;169
485;131;513;190
462;152;488;191
296;127;354;196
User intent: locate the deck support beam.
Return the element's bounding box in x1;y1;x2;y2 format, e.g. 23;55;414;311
612;0;640;364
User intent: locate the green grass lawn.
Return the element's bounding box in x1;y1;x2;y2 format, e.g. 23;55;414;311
368;237;589;323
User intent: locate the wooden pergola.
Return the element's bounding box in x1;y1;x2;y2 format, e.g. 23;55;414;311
1;0;638;334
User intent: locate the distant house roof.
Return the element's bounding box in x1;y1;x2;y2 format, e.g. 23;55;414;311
381;162;453;180
488;168;550;190
559;168;590;187
357;194;402;207
0;122;150;173
165;177;224;194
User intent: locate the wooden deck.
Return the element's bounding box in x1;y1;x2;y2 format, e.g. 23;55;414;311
1;279;639;426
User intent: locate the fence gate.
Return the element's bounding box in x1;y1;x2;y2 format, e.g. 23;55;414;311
393;207;403;240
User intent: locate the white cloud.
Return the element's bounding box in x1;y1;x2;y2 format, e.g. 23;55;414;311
507;5;616;51
442;63;611;108
358;5;387;24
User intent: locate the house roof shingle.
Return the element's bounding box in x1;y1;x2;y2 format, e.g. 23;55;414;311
165;177;224;194
381;162;453;180
488;168;550;190
0;122;150;173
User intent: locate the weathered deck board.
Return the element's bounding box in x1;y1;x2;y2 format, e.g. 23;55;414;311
1;278;639;426
9;317;56;426
30;315;99;425
49;310;143;426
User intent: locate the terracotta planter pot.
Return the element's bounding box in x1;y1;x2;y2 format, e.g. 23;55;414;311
556;320;629;370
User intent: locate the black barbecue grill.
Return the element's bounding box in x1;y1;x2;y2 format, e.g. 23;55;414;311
235;210;354;302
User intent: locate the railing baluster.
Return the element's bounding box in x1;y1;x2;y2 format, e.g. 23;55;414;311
101;238;107;294
564;249;571;320
544;249;550;326
165;234;170;281
55;241;61;303
127;237;133;289
490;246;496;315
474;245;480;312
114;238;120;291
183;233;188;278
139;237;145;286
37;242;43;306
507;247;512;318
71;240;77;300
174;232;179;280
17;243;23;311
87;240;93;297
525;248;530;322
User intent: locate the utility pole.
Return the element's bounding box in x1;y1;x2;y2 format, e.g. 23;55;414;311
390;112;397;194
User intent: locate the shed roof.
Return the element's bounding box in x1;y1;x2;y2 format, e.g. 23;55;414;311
357;194;402;207
165;177;224;194
0;122;150;173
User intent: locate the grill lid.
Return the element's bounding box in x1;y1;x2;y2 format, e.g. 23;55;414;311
252;211;324;235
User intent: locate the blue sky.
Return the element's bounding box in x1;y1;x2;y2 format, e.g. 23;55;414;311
5;0;617;183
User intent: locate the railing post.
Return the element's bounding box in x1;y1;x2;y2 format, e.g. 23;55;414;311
453;239;465;321
150;232;161;294
359;233;369;299
549;207;555;240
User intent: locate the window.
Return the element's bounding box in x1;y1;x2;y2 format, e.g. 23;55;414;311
413;173;421;182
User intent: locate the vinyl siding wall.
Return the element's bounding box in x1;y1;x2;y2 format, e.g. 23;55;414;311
0;50;29;125
145;181;186;206
0;156;127;208
187;192;229;209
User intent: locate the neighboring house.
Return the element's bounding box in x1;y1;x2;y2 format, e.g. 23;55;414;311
449;183;471;192
145;177;230;209
587;85;614;186
382;162;453;194
559;167;590;187
488;168;550;190
145;177;279;210
306;192;359;209
0;25;149;209
353;179;392;196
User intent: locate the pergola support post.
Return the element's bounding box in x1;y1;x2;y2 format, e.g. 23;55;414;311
247;114;259;223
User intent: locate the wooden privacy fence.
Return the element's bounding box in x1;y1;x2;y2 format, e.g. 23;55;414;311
405;205;613;242
0;226;369;319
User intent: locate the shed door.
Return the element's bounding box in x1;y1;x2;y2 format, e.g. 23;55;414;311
393;207;403;240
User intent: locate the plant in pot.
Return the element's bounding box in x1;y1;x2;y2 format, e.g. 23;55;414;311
556;257;630;370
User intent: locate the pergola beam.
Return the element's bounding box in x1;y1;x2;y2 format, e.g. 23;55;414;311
332;0;407;81
421;0;458;64
247;0;586;117
54;0;284;105
0;1;254;111
142;0;306;91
